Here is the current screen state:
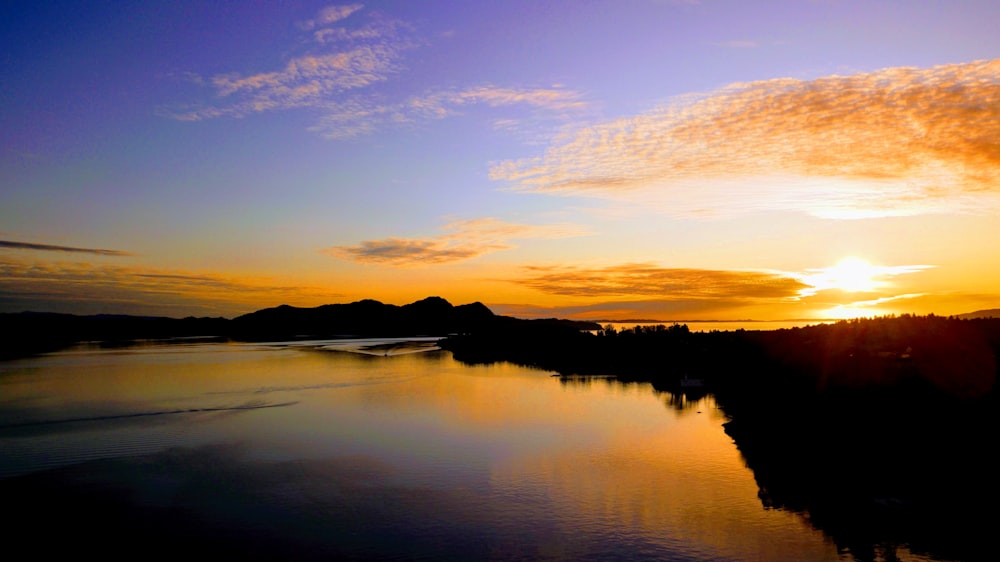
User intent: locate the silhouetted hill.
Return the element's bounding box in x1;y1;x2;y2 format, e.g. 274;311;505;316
954;308;1000;319
0;297;599;358
0;312;230;359
230;296;500;339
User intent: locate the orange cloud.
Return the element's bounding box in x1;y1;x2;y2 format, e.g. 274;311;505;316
0;258;335;317
326;217;590;267
492;60;1000;219
512;263;808;300
503;259;941;321
489;298;761;322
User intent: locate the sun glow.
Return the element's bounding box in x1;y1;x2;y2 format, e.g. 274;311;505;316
825;257;880;292
801;257;885;295
795;258;936;320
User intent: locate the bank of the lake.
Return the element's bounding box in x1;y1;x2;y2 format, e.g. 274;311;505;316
441;315;1000;562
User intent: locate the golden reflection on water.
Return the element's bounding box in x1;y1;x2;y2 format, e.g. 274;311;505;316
262;349;837;560
0;341;847;560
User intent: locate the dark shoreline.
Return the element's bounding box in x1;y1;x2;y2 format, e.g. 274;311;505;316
441;316;999;562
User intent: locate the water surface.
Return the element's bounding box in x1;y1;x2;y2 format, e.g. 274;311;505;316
0;340;928;560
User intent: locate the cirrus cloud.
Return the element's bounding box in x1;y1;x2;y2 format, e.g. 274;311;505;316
166;4;588;139
307;84;587;139
491;59;1000;219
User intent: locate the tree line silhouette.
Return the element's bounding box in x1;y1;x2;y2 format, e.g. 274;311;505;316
442;314;999;561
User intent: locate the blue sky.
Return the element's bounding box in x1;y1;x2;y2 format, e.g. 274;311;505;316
2;1;999;320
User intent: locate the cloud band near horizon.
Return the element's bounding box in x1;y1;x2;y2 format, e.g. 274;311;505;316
512;263;808;300
0;257;336;317
326;217;590;266
0;240;134;257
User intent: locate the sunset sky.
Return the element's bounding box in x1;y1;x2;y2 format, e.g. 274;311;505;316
2;1;998;321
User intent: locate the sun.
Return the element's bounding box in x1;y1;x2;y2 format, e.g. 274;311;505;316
827;257;880;292
810;257;881;293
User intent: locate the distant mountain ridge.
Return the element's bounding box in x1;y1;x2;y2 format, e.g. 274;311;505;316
953;308;1000;319
0;297;600;358
231;296;498;339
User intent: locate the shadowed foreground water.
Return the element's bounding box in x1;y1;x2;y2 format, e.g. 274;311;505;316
0;340;940;560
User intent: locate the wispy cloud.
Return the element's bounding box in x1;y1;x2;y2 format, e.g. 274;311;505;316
308;85;586;139
491;59;1000;219
0;258;336;317
405;86;587;119
298;4;364;31
170;47;402;122
166;4;587;139
326;217;590;266
165;5;409;125
210;49;395;99
0;240;134;257
512;263;808;299
821;292;929;319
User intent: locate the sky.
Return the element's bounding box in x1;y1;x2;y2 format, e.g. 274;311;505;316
2;0;999;321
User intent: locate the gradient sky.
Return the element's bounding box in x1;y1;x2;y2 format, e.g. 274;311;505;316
2;0;999;321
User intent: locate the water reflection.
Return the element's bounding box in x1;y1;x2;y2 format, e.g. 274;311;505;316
0;341;952;560
559;375;711;414
657;389;709;413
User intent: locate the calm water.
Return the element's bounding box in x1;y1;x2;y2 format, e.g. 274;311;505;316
0;339;934;560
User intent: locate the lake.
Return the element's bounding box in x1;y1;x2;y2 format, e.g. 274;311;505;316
0;339;941;560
